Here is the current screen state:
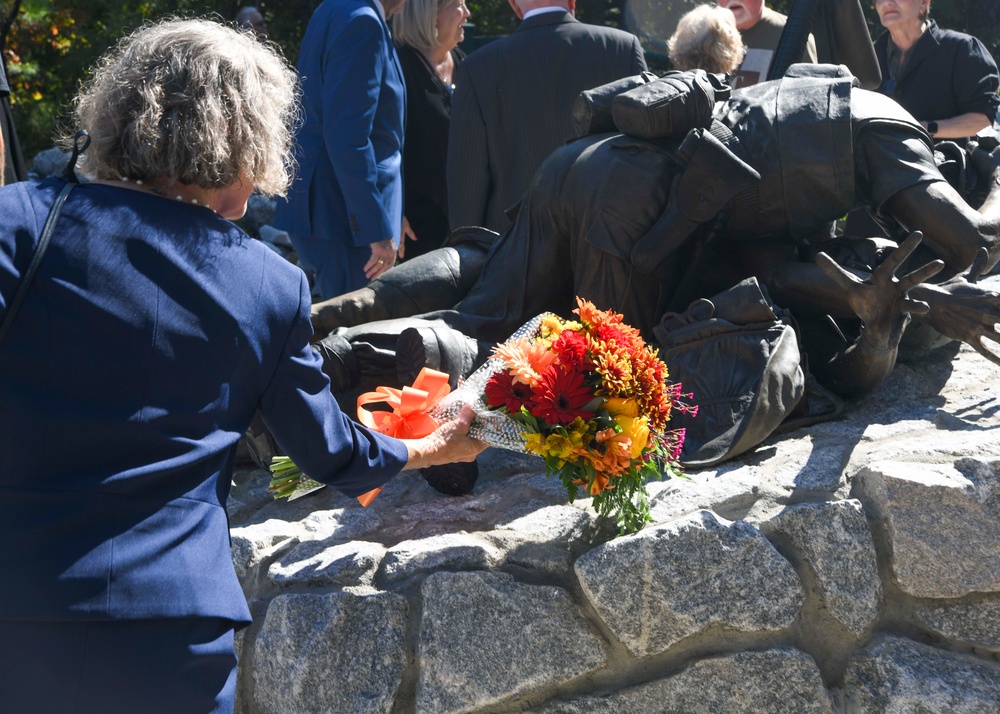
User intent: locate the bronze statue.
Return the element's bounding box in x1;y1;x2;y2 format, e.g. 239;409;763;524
311;69;999;400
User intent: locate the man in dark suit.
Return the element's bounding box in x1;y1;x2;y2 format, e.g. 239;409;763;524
273;0;407;299
446;0;647;233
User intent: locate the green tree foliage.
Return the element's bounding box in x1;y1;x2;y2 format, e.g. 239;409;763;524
0;0;323;159
0;0;996;164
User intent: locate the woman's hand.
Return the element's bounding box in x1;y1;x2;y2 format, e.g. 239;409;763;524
365;238;397;280
403;405;487;471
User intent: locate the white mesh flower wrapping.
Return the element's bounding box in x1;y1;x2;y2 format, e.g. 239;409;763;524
427;314;554;453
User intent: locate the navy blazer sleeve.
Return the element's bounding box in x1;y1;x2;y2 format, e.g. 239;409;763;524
258;270;409;496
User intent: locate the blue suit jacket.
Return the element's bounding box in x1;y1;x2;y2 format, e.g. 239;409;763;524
274;0;405;291
0;180;409;624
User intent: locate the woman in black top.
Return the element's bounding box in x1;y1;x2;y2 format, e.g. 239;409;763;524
874;0;999;140
393;0;470;259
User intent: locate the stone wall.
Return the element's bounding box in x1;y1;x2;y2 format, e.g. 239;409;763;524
229;312;1000;713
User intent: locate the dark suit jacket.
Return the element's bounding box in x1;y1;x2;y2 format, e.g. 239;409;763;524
446;11;646;232
0;180;409;624
273;0;406;294
397;44;465;258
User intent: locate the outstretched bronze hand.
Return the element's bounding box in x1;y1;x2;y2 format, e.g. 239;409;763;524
816;232;944;350
912;247;1000;365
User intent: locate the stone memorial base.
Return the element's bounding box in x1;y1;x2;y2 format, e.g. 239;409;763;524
229;281;1000;712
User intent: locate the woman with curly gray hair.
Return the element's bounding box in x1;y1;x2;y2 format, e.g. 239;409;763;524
668;3;746;75
0;18;483;713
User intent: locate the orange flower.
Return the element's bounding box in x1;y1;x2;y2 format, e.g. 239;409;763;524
494;337;557;386
574;471;613;496
586;428;634;476
591;348;633;396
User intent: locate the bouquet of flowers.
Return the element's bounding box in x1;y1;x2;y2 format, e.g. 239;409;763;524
269;298;694;534
428;298;694;534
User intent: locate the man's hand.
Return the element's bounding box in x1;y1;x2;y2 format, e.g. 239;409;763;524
912;247;1000;365
816;231;944;350
365;237;396;280
397;216;417;260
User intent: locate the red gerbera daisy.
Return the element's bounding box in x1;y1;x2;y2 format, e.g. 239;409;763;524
485;369;535;413
531;365;595;426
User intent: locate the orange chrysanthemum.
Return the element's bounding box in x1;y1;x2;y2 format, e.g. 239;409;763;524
591;348;634;397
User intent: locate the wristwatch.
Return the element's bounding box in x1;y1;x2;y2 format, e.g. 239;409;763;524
926;120;938;136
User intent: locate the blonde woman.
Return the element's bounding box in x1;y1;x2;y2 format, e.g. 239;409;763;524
393;0;471;258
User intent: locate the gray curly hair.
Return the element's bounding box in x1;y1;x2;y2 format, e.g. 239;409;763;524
71;18;299;196
668;4;746;75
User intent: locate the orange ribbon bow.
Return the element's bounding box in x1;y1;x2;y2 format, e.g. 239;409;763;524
354;367;452;507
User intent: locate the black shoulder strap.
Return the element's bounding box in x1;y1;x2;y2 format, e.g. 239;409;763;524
0;180;76;347
0;130;90;348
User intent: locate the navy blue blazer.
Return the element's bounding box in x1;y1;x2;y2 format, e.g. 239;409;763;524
274;0;405;251
0;180;409;624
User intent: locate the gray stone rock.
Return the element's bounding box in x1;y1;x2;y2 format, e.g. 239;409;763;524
647;467;762;524
913;596;1000;651
298;506;382;543
759;499;881;637
844;635;1000;713
253;591;406;714
495;504;594;543
269;539;386;587
487;505;599;577
538;648;833;713
416;571;607;714
856;460;1000;597
227;295;1000;712
383;532;503;583
738;434;848;500
230;518;300;581
575;510;803;656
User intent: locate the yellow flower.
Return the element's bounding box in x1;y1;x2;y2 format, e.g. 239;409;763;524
542;433;578;466
552;429;588;457
592;349;633;396
538;315;567;342
614;414;650;459
523;432;546;456
603;397;639;418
